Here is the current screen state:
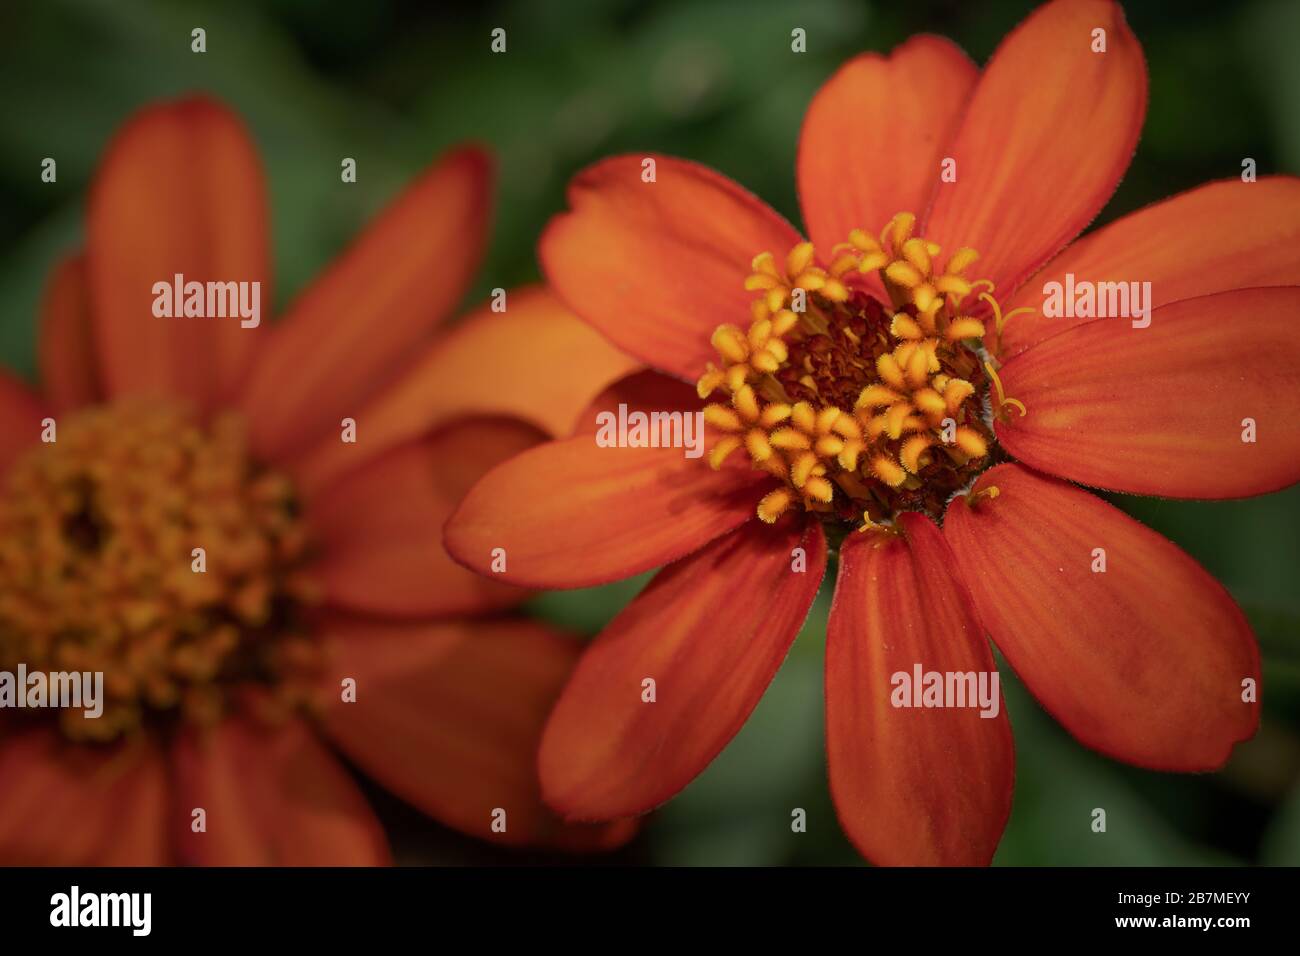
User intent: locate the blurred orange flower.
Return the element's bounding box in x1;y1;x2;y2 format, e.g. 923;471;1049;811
0;96;637;864
446;0;1300;864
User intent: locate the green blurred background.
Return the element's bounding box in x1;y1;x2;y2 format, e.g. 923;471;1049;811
2;0;1298;865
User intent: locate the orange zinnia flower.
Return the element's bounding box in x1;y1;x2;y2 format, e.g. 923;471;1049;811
0;96;637;864
446;0;1300;865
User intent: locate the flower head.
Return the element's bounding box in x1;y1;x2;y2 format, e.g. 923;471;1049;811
0;96;636;864
447;0;1300;864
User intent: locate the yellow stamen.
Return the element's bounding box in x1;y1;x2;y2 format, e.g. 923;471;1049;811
709;435;743;469
900;435;933;473
712;325;749;364
703;404;743;431
977;290;1036;353
857;384;902;410
871;455;907;487
912;388;947;418
946;317;986;341
966;484;1001;507
954;426;989;458
697;220;1006;528
885;260;923;288
697;364;725;398
889;313;924;340
0;401;321;742
876;354;906;390
791;451;821;488
831;414;862;439
814;406;842;434
744;430;772;463
757;488;794;523
983;360;1028;418
734;384;760;421
791;402;817;433
942;378;975;413
804;476;834;503
769;427;812;451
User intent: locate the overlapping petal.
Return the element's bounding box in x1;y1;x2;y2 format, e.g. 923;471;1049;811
944;464;1260;769
318;614;637;850
172;717;390;866
38;255;101;411
923;0;1146;298
540;154;801;380
0;729;168;865
243;146;492;462
998;177;1300;356
307;417;542;618
539;516;826;819
445;415;769;588
293;285;638;491
826;512;1014;866
798;34;977;276
87;96;270;411
996;286;1300;498
0;372;44;475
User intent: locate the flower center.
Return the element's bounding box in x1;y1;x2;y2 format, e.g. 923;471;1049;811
698;212;1027;530
0;400;323;742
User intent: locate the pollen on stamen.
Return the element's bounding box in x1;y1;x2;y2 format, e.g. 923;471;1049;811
695;213;1028;529
0;400;324;742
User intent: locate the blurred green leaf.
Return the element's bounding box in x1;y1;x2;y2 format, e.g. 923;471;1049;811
526;572;652;637
647;587;842;866
994;673;1236;866
1262;781;1300;865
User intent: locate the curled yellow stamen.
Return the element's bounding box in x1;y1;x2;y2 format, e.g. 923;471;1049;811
966;484;1001;507
856;511;883;534
977;290;1036;353
983;360;1027;418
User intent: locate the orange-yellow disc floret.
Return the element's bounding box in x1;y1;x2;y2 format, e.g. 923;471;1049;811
0;400;323;741
697;212;1028;529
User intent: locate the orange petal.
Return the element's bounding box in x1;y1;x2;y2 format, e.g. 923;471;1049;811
87;96;270;411
826;512;1014;866
292;285;639;491
318;614;637;851
172;717;390;865
540;516;826;819
997;286;1300;498
307;417;543;618
0;729;168;865
0;371;45;475
540;154;801;380
923;0;1146;297
38;254;102;411
798;35;977;275
243;145;492;463
999;177;1300;356
445;427;768;588
944;464;1260;769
